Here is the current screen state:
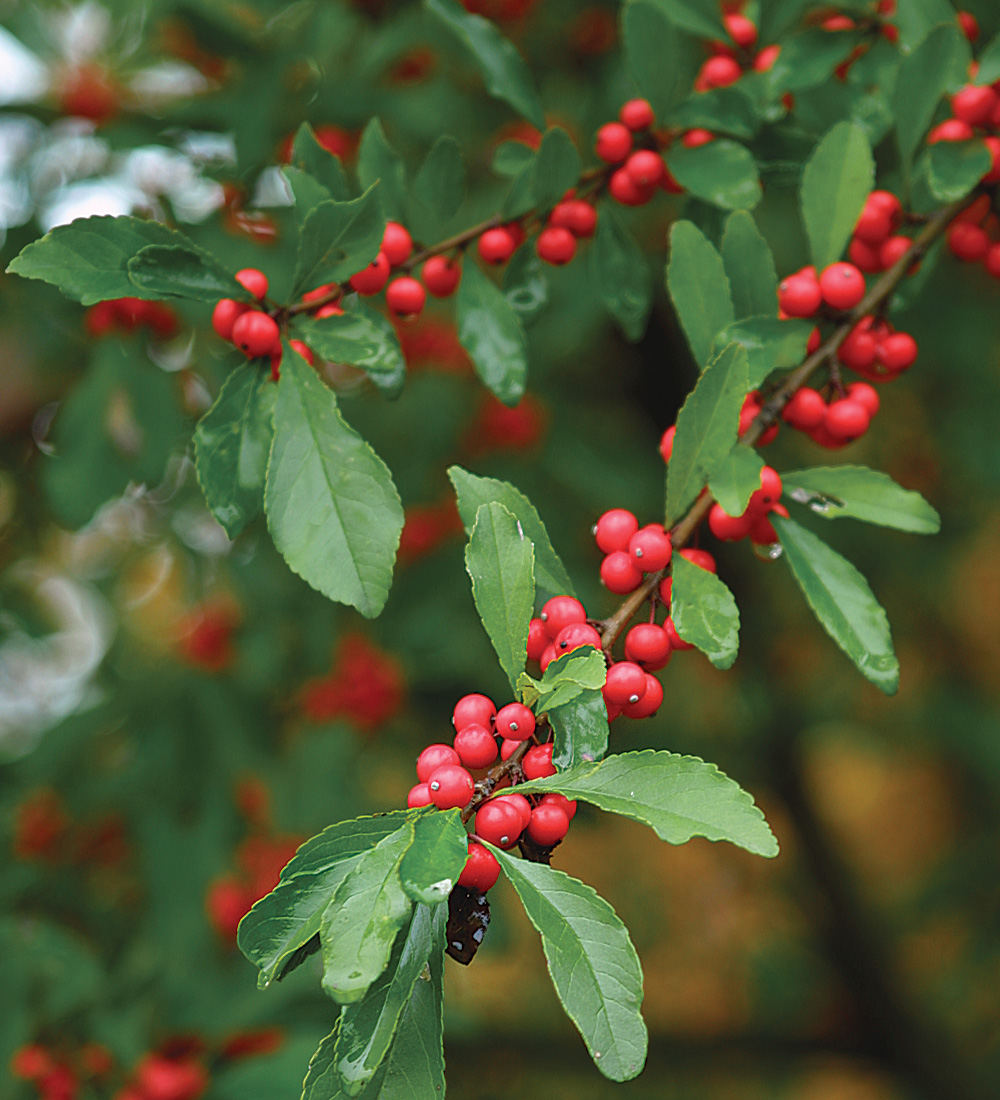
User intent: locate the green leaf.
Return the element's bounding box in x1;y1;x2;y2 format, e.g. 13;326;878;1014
670;88;760;140
648;0;724;36
265;348;403;619
425;0;545;129
670;552;741;670
448;466;575;599
283;166;341;223
514;749;779;856
126;245;244;302
491;140;535;177
591;207;653;342
193;364;275;539
759;29;861;95
622;2;682;119
530;127;582;212
502;161;536;219
800;121;875;271
292;300;406;398
666;343;749;523
456;261;528;406
721;212;778;319
289;123;350;200
781;465;941;533
503;244;549;321
320;820;414;1004
926;139;992;202
549;689;611;770
772;514;899;694
414;136;466;222
666;141;762;210
398;810;469;906
358;119;406;223
292;186;385;296
518;647;608;712
6;215;240;306
893;24;967;172
238;811;410;988
489;849;647;1082
710;317;814;389
708;446;764;518
465;502;535;691
666;221;735;368
975;32;1000;86
895;0;964;51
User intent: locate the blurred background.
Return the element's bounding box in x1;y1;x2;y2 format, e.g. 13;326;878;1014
1;0;999;1098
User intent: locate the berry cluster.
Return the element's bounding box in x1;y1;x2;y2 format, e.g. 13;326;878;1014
11;1043;114;1100
778;261;867;317
475;192;597;269
847;190;913;274
592;512;672;596
693;11;785;92
707;466;788;544
945;195;1000;276
594;98;687;205
206;831;303;940
297;631;405;729
12;787;128;869
85;297;179;340
783;379;882;448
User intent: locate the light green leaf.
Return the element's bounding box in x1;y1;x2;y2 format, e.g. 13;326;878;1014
801;121;875;271
666;140;762;210
194;364;275;538
666;343;749;523
710;317;814;389
530;127;582;212
414;135;466;222
265;349;403;618
772;514;899;694
782;465;940;533
518;647;608;712
670;552;741;669
893;24;968;172
708;446;763;518
456;261;528;406
127;244;244;301
357;119;406;223
666;221;735;368
448;465;575;599
721;211;778;319
926;139;992;202
514;749;779;856
292;186;385;295
622;2;682;119
465;502;535;691
489;849;647;1082
549;689;611;770
591;207;653;342
398;810;469;906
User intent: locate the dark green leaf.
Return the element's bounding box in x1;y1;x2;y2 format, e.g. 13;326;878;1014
530;127;582;212
710;317;814;389
549;689;611;770
721;212;778;320
647;0;724;36
283;166;340;223
975;32;1000;86
518;647;607;712
456;261;528;406
666;140;762;210
502;161;536;219
425;0;545;129
893;24;968;172
666;220;735;368
127;245;244;302
670;552;741;669
801;121;874;271
761;29;861;95
782;465;941;533
708;446;764;518
666;343;749;523
489;849;647;1082
622;2;682;119
399;811;469;906
772;514;899;694
465;502;535;690
895;0;964;51
193;364;275;538
265;349;403;619
503;244;549;321
591;207;652;342
414;135;466;222
292;186;385;295
358;119;406;223
492;140;535;177
926;139;992;202
290;123;351;200
515;749;779;856
670;88;760;140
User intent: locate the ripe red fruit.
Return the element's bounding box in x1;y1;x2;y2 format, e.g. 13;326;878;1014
948;223;990;262
10;1045;53;1080
495;702;536;741
386;277;426;319
622;673;663;718
624;150;666;188
381;221;413;267
594;508;639;554
659;426;675;463
724;11;758;48
880;235;914;269
680;547;717;572
407;783;432;808
349;252;391;295
453;723;499;769
708;503;754;541
421;256;462;297
37;1065;79;1100
478;226;518;264
619;98;655;130
236;268;268;299
628;525;672;572
624;623;671;670
527;803;570;846
603;661;648;705
536;226;577;265
554;622;602;653
699;55;742;89
749;513;779;545
549;199;598;238
453;693;496;730
664;616;693;651
958;10;979;40
458;841;500;892
526;617;548;661
416;743;461;783
985;242;1000;279
232;312;280;357
475;801;522;848
211;298;249;340
819;262;865;310
522;742;556;779
600;551;644;594
848;237;884;273
854;202;893;245
753;44;781;72
825;399;871;441
838;321;878;370
539;644;559;672
681;128;714;148
982;136;1000;184
750;466;782;509
134;1056;208;1100
952;84;999;127
499;738;521;761
493;793;533;830
427;764;475;809
783;387;826;429
778;273;822;317
927;119;975;144
595;121;633;163
846;382;880;416
877;332;918;372
540;596;587;638
539;792;577;820
289;339;314;365
608;168;654;206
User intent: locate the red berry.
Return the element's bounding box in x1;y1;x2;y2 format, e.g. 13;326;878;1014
608;168;654;206
879;235;914;270
454;723;499;769
952;84;999;127
422;255;462;297
386;276;426;319
458;841;500;892
681;128;714;148
349;252;391;295
664;616;693;651
236;267;268;299
500;738;521;760
927;119;975;144
777;273;822;317
819;262;865;310
621;673;663;718
783;386;826;429
624;150;666;188
478;226;518;264
593;508;639;554
416;743;461;782
554;622;602;653
724;12;758;48
407;782;433;808
232;311;280;357
838;321;878;371
211;298;249;340
600;551;644;594
381;221;413;267
680;548;716;572
549;199;597;238
536;226;577;265
699;55;742;89
619;98;655;130
603;661;648;705
289;339;314;365
659;426;675;463
868;190;902;218
475;800;522;848
539;792;577;820
749;513;779;545
623;623;671;670
846;382;880;416
748;467;782;510
527;803;570;846
134;1056;207;1100
38;1065;80;1100
825;399;871;441
753;44;781;72
948;223;990;262
527;618;548;661
958;10;979;40
595;121;632;163
427;764;475;809
490;705;531;743
522;742;556;779
877;332;918;372
628;525;672;572
985;242;1000;278
708;503;754;541
854;202;893;245
849;238;885;273
10;1045;53;1080
493;793;533;830
539;644;559;672
453;693;496;730
540;596;587;638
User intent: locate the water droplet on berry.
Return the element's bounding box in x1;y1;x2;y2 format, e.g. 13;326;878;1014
752;541;784;561
628;694;639;703
510;722;519;731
